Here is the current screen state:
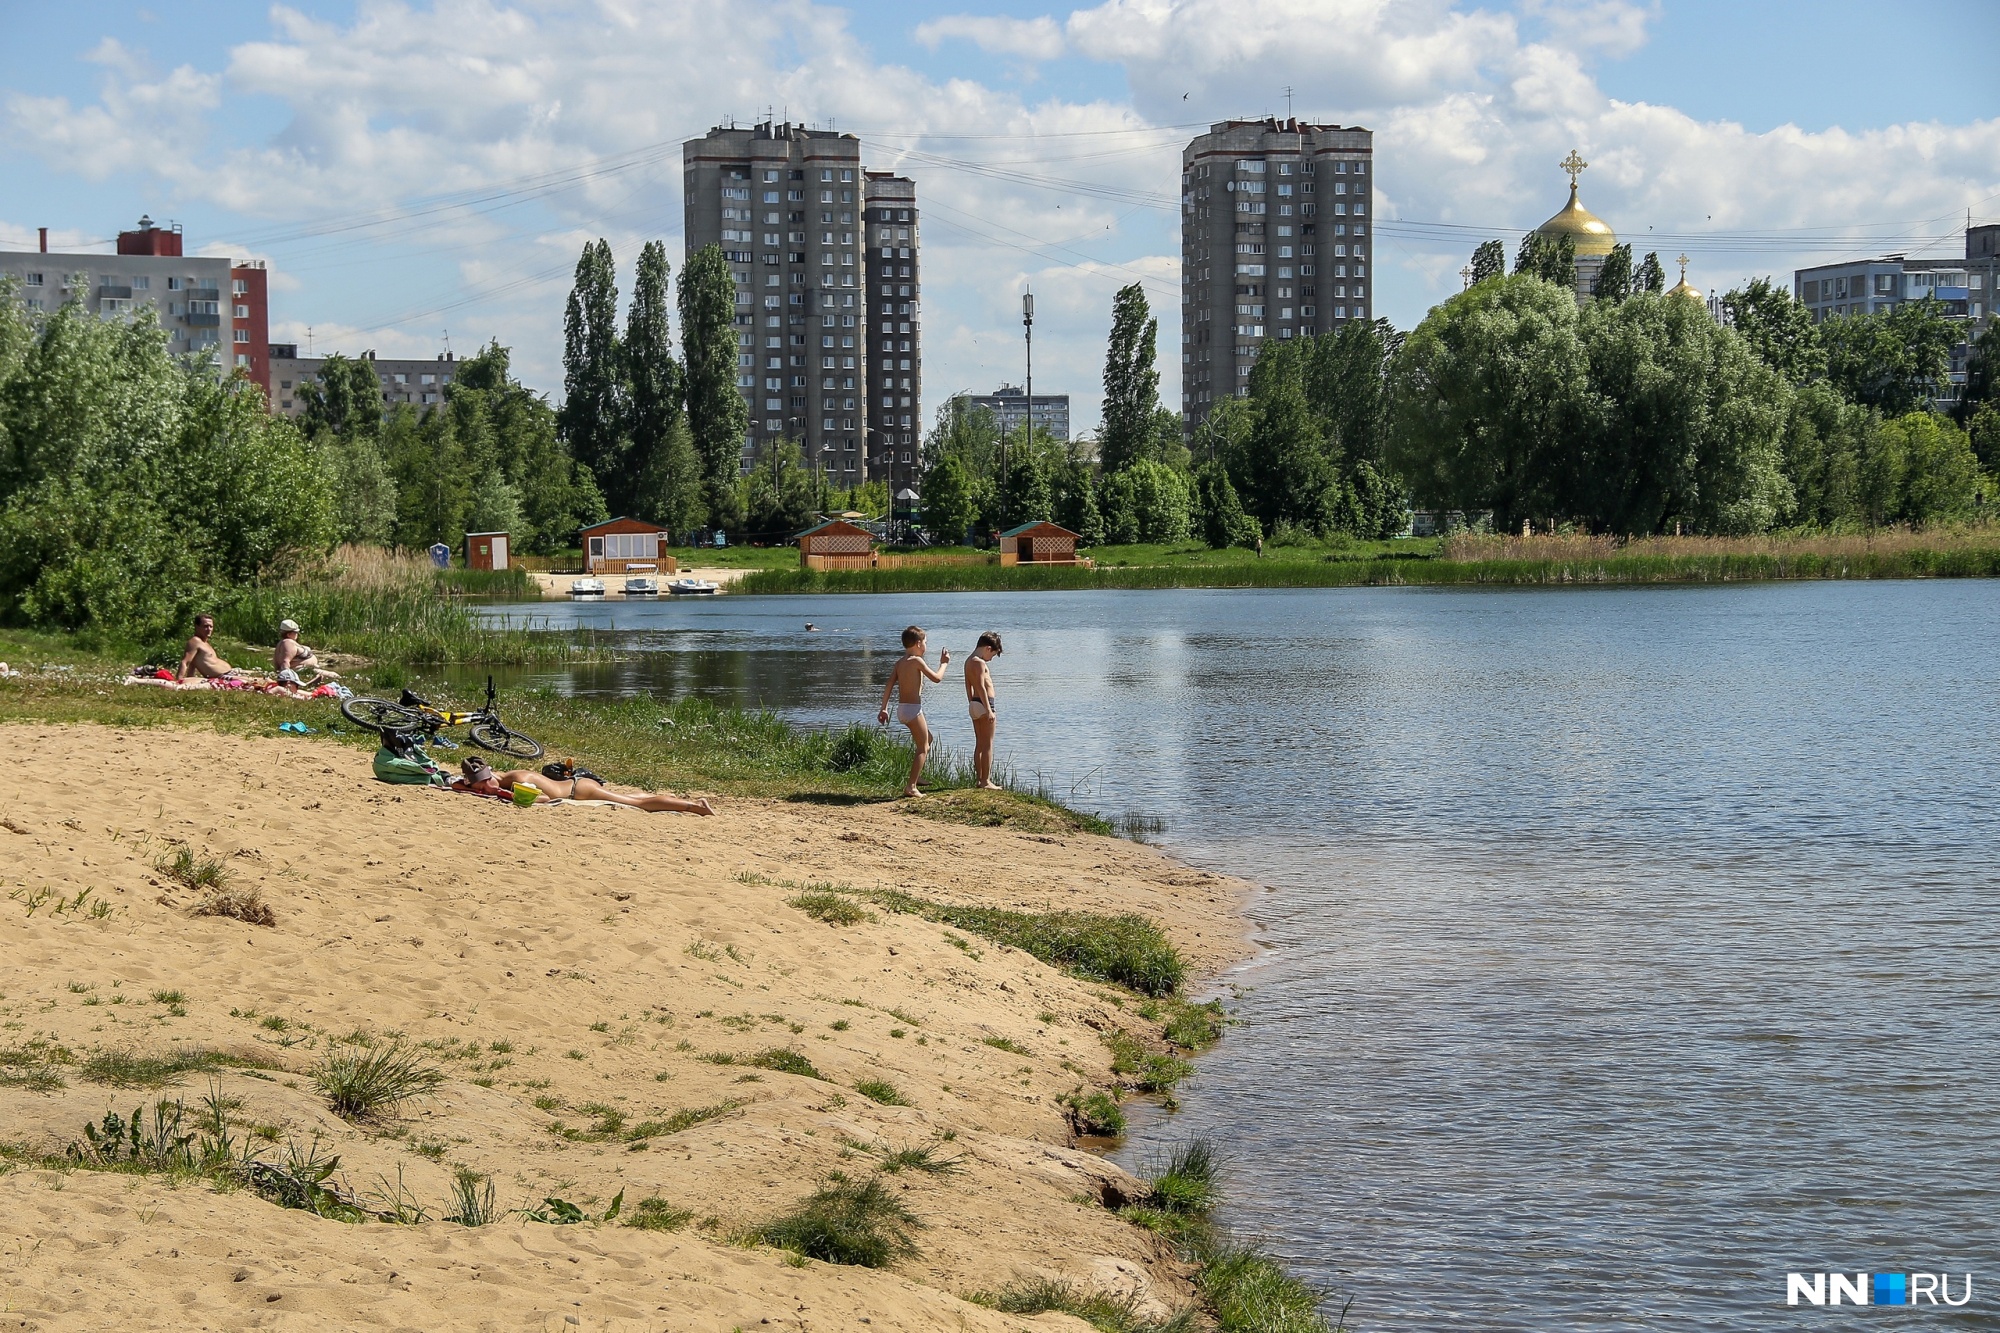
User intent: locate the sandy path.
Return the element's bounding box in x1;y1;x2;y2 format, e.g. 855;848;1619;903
0;723;1251;1331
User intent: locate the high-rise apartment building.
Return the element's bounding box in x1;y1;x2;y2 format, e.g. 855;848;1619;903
683;122;875;484
953;385;1071;443
1;217;271;392
863;171;922;487
1180;119;1374;434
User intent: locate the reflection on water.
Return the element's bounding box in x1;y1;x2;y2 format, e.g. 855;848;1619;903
474;583;2000;1329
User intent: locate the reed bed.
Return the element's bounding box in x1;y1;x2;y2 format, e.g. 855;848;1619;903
216;545;602;666
743;530;2000;595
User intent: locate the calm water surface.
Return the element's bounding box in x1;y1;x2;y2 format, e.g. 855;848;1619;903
479;583;2000;1328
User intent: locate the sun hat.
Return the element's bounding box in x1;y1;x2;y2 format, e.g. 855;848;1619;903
279;618;300;633
275;668;301;685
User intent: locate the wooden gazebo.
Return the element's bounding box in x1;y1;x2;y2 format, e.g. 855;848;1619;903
998;520;1080;566
797;518;877;571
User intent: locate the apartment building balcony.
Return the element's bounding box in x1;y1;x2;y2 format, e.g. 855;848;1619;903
96;285;133;300
184;312;220;327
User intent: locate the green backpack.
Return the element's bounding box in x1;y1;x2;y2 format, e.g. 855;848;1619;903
372;743;448;786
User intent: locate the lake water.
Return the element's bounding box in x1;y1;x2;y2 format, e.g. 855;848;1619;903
478;583;2000;1328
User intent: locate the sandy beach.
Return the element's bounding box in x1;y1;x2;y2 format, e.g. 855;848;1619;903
0;722;1249;1332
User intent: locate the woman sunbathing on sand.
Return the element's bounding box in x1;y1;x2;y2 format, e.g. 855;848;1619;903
452;757;713;814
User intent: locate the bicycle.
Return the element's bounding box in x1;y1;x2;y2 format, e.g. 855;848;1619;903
340;675;545;760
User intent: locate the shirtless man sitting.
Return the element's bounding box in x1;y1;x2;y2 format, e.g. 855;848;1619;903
177;615;239;682
274;619;339;684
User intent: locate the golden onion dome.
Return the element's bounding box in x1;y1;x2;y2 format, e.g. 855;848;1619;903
1666;253;1705;303
1536;182;1617;258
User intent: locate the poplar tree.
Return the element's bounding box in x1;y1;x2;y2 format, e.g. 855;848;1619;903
623;240;701;532
1469;239;1507;284
1636;251;1666;294
1099;283;1160;474
678;243;747;531
558;239;626;509
1595;244;1633;303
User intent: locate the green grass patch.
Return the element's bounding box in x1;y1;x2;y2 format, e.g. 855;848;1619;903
755;1176;922;1267
966;1276;1197;1333
1060;1090;1127;1137
982;1036;1030;1056
854;1079;908;1106
625;1099;743;1140
625;1196;695;1231
1105;1030;1194;1094
786;887;873;926
746;1048;822;1079
79;1046;278;1089
865;889;1185;996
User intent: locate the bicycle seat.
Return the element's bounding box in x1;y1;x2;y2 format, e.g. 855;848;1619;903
399;689;431;708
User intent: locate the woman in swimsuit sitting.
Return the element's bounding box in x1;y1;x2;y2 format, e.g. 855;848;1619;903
964;631;1004;790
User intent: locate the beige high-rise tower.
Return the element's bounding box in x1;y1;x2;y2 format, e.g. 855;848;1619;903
1180;118;1375;436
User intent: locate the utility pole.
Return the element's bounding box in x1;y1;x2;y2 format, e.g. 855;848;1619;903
1019;289;1034;524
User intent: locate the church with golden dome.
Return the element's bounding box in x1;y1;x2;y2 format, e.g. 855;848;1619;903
1533;150;1709;311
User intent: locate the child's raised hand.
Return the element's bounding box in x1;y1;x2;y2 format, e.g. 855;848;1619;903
940;649;951;665
877;707;890;725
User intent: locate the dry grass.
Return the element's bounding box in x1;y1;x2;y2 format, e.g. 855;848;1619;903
1443;526;2000;563
193;887;276;927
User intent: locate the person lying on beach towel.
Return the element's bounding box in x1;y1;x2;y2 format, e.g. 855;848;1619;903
450;756;714;815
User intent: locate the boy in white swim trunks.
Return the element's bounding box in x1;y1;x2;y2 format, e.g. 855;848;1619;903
965;630;1003;790
876;624;950;797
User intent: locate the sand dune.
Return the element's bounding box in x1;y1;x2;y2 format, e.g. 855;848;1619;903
0;724;1248;1331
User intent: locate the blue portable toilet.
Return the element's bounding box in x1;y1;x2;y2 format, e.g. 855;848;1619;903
429;541;451;569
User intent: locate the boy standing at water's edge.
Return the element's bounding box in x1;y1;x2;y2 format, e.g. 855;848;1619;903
877;625;950;798
965;631;1003;790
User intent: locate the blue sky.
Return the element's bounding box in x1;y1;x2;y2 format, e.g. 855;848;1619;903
4;0;1997;428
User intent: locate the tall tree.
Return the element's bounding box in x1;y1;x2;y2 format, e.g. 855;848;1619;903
1721;277;1825;385
1099;283;1161;474
297;354;384;440
1594;244;1632;303
1635;252;1666;294
1469;239;1507;285
558;239;626;509
919;453;979;545
623;240;701;533
1238;338;1334;532
678;243;748;531
1957;320;2000;429
1386;275;1590;531
1306;318;1397;468
1821;296;1957;416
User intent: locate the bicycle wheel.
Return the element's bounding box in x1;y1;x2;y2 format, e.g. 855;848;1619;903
469;722;544;760
341;697;424;734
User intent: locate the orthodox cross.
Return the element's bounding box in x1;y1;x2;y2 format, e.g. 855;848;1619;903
1677;253;1690;281
1560;149;1588;187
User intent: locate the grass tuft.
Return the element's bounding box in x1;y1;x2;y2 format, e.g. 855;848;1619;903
155;843;228;891
853;1079;908;1106
1146;1138;1219;1215
786;887;873;926
193;886;276;927
746;1048;822;1079
756;1176;922;1267
874;1142;963;1175
625;1099;743;1140
966;1277;1197;1333
313;1044;444;1120
446;1167;498;1226
1105;1030;1195;1094
625;1196;695;1232
1061;1090;1127;1137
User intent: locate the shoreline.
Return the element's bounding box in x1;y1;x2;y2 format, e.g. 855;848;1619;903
0;717;1266;1330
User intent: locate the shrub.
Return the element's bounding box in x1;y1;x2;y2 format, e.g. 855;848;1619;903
757;1176;921;1267
314;1044;444;1120
854;1079;908;1106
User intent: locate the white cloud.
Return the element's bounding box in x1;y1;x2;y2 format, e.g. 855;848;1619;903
914;15;1068;60
9;0;1998;428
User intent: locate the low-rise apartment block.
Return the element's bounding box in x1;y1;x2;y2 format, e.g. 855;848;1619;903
1794;223;1998;394
268;348;461;417
1;218;270;389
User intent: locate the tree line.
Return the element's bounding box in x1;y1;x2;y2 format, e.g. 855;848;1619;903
919;247;1995;549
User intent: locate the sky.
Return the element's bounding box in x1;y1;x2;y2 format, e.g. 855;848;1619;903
4;0;1997;432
